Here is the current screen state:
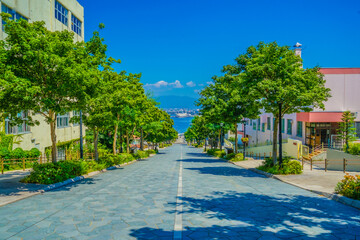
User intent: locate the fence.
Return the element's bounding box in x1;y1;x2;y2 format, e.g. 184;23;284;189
302;158;360;172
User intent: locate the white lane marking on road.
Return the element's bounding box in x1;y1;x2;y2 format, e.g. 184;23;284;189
174;145;183;240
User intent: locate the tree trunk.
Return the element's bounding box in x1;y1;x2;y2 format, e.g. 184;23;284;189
49;111;57;163
113;124;118;155
140;127;144;151
272;117;279;164
218;129;221;149
126;131;130;154
94;128;99;161
112;114;120;155
234;122;238;154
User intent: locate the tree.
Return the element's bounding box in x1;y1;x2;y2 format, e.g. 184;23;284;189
0;16;102;162
225;41;331;165
338;111;357;153
198;73;260;153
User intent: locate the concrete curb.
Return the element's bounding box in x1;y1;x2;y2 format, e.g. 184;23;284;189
206;152;360;211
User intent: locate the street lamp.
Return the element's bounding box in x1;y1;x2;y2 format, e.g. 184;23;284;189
80;110;83;159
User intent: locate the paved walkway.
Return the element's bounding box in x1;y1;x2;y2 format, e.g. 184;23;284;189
0;145;359;239
0;170;44;207
233;158;359;195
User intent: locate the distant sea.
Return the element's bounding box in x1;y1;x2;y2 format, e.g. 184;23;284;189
171;117;193;134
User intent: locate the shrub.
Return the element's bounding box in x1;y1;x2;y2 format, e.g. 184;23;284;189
133;150;149;159
230;153;244;162
27;148;41;158
0;148;10;159
11;148;26;159
99;153;135;167
257;157;302;175
146;149;156;155
22;161;86;184
224;153;236;160
348;143;360;156
335;174;360;200
207;149;225;158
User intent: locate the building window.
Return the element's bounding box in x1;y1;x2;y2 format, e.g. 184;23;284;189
57;113;69;128
354;122;360;138
1;4;27;31
257;119;260;131
262;123;265;132
287;119;292;135
297;121;303;137
281;118;285;133
72;111;80;126
71;14;82;36
5;112;30;134
250;120;252;126
253;121;256;130
267;117;271;130
55;0;68;26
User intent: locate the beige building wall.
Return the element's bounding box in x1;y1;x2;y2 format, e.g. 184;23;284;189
12;112;84;154
1;0;85;154
0;0;84;42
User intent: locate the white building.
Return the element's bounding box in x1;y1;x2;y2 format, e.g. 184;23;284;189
0;0;85;154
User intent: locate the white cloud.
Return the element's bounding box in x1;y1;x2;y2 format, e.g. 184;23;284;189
145;80;183;88
206;81;212;85
198;83;204;86
186;81;196;87
170;80;184;88
194;89;201;93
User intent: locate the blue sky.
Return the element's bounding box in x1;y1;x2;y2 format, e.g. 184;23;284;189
78;0;360;98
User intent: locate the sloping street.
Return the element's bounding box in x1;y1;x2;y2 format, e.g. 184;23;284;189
0;144;359;240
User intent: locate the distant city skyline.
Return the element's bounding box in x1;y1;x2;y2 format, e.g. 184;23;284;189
78;0;360;98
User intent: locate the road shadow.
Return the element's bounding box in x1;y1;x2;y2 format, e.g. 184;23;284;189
184;166;266;178
179;157;225;164
130;191;360;239
49;178;100;192
0;171;45;197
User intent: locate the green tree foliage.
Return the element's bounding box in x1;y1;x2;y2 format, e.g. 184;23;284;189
198;73;260;153
338;111;357;153
0;16;105;162
224;41;331;164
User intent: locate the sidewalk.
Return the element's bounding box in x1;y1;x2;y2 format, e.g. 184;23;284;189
232;158;360;209
0;170;45;207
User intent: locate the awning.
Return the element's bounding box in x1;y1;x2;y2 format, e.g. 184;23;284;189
296;112;343;123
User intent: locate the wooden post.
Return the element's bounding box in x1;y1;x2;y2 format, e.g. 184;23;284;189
23;158;25;171
264;153;266;159
1;159;3;174
343;158;346;173
325;158;327;172
302;157;304;168
310;158;313;171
